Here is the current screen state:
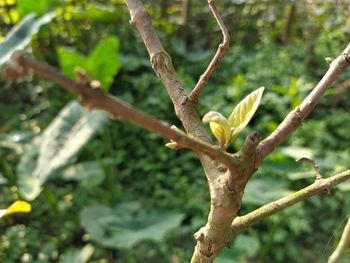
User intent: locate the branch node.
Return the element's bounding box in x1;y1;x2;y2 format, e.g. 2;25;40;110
151;51;176;79
240;131;260;158
194;230;205;242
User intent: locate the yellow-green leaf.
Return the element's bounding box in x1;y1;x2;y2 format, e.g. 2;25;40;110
203;111;231;147
228;87;265;139
0;200;31;218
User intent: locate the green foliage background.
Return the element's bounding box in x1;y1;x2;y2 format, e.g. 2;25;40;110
0;0;350;262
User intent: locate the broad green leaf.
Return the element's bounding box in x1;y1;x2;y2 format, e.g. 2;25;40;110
17;0;59;17
0;12;55;66
59;244;94;263
70;4;118;22
228;87;264;139
61;161;105;187
17;101;108;200
0;201;31;218
203;111;231;147
58;36;120;90
214;235;260;263
80;202;184;249
234;235;260;258
16;140;42;200
57;47;87;80
243;178;292;206
87;36;120;89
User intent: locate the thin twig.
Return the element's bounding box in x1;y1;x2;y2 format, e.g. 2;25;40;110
328;217;350;263
231;169;350;234
189;0;230;102
256;42;350;164
7;52;239;170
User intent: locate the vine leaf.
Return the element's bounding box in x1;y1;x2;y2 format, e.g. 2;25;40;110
228;87;265;140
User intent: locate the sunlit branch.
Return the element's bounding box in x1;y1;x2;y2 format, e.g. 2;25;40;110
231;169;350;234
257;43;350;164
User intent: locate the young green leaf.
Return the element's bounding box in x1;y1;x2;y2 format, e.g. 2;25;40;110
203;111;231;148
228;87;265;139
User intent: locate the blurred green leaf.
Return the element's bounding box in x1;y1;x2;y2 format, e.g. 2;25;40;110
59;244;94;263
70;4;118;22
61;161;105;187
80;202;184;249
243;178;292;206
0;12;55;66
281;146;314;160
17;101;108;200
337;180;350;192
288;171;315;180
58;36;120;90
234;235;260;258
56;47;87;80
0;173;7;185
17;0;59;17
16;140;42;201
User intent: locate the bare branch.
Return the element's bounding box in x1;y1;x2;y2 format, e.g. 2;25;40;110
125;0;209;139
256;42;350;164
231;169;350;234
8;52;239;170
189;0;230;102
328;217;350;263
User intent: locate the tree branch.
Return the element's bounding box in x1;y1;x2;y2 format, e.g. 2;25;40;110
256;42;350;164
125;0;209;140
328;217;350;263
189;0;230;102
231;169;350;234
7;52;239;170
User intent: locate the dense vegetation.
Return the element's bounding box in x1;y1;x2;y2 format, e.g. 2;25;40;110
0;0;349;262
